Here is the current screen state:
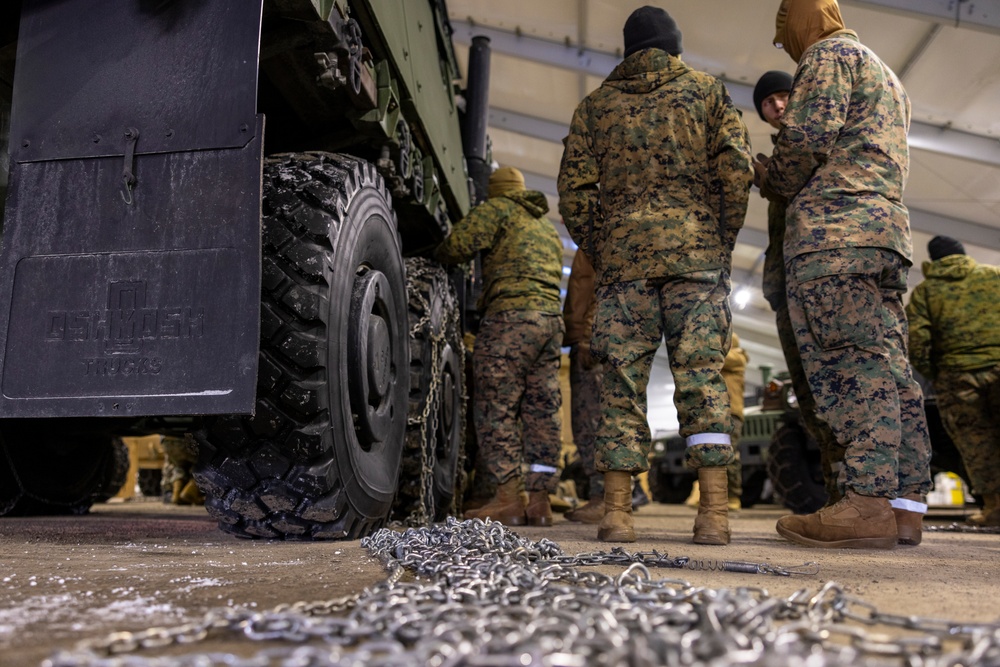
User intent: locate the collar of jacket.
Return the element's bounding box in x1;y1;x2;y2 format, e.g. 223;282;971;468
607;49;690;83
800;29;859;61
493;189;549;218
922;253;977;279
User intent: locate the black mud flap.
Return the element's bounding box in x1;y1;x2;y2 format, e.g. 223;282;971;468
0;0;265;418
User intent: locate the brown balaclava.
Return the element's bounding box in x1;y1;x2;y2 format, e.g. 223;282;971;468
774;0;846;63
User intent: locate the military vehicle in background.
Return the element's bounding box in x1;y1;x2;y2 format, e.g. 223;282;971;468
649;373;825;513
0;0;491;539
650;371;976;513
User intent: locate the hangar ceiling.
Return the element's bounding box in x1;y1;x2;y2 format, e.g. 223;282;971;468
445;0;1000;403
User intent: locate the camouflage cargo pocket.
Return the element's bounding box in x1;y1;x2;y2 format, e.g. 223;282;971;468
797;273;881;351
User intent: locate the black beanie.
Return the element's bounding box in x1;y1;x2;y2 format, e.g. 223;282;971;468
753;70;794;121
928;235;966;260
623;6;683;58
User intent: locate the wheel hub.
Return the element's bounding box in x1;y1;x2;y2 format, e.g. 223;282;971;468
349;268;396;447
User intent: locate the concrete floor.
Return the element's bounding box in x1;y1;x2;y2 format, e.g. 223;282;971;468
0;499;997;666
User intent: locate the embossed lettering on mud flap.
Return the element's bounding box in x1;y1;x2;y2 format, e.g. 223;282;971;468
5;249;239;402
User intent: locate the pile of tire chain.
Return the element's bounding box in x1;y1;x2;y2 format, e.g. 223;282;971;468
925;522;1000;534
48;517;1000;667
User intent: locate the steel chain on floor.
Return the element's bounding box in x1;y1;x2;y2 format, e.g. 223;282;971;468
925;522;1000;534
46;518;1000;667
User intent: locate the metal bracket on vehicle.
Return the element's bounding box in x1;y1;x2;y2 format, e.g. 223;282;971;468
120;127;139;205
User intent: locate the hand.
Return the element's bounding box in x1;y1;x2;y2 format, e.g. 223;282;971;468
578;344;597;370
752;153;771;189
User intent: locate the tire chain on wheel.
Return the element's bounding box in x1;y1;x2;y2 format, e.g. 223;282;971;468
194;152;406;540
393;257;466;525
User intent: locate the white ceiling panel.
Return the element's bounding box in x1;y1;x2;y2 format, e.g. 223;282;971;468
455;50;582;123
901;27;1000;136
488;127;564;183
447;0;581;42
908;150;1000;226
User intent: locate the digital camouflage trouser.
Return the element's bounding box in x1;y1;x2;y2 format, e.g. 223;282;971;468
592;272;734;473
934;365;1000;495
786;248;931;498
473;310;564;493
569;345;604;496
774;299;846;502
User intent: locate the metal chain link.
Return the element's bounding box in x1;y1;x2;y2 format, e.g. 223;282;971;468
925;521;1000;534
401;258;466;527
45;518;1000;667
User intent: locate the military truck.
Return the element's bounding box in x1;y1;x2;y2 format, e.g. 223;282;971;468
648;374;825;512
650;371;977;513
0;0;491;539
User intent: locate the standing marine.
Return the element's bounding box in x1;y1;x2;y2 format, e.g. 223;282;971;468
906;236;1000;527
759;0;932;548
558;6;752;544
753;69;845;507
435;167;565;527
562;250;607;523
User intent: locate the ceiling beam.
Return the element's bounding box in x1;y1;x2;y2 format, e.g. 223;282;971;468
841;0;1000;35
454;20;1000;168
518;163;1000;252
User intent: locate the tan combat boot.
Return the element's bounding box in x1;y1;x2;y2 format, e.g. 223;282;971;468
179;479;205;506
171;479;186;505
967;493;1000;527
597;471;635;542
525;491;553;527
776;489;897;549
464;479;526;525
565;494;605;524
891;493;927;545
693;467;730;545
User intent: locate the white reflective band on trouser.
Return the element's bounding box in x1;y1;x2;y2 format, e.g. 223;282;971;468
685;433;731;447
889;498;928;514
529;464;559;474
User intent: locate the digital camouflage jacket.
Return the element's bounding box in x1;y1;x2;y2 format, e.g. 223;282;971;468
434;190;563;317
558;49;752;285
764;31;913;262
906;254;1000;379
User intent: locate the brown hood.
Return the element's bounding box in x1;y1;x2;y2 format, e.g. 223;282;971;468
775;0;846;63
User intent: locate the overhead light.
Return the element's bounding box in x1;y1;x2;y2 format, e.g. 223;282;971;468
734;287;751;309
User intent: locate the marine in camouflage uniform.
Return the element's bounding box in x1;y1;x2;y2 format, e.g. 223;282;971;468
161;434;203;505
562;250;605;503
558;6;752;544
754;70;845;506
435;167;564;526
761;0;931;549
906;236;1000;526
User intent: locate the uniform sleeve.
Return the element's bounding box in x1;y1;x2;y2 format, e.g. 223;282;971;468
905;285;935;380
557;102;602;260
433;200;503;265
707;81;753;252
764;47;853;199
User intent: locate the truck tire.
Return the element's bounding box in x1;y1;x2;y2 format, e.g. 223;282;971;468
740;468;769;508
392;257;465;523
194;153;409;539
767;423;827;514
648;466;695;505
0;423;129;516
